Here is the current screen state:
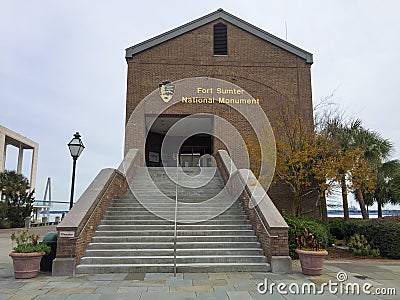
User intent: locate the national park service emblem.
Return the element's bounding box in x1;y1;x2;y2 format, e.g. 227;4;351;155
158;81;175;103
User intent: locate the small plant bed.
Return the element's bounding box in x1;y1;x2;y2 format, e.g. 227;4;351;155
347;233;380;257
11;231;51;253
285;215;333;259
328;217;400;259
295;228;328;275
327;234;384;260
9;230;51;279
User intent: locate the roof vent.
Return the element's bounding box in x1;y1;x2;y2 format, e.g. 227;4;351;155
213;23;227;55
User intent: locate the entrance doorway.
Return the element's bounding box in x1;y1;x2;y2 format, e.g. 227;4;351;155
180;153;200;167
145;115;213;167
180;141;212;168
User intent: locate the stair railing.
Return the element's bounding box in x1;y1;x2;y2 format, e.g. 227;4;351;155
173;154;179;276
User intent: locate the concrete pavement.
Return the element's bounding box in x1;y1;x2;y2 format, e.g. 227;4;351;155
1;227;399;299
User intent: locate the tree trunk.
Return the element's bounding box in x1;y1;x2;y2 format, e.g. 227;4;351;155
356;189;369;219
290;196;296;215
292;192;301;216
341;177;349;221
377;199;383;218
320;190;328;222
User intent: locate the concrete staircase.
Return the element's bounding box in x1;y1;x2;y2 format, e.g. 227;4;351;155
76;167;270;273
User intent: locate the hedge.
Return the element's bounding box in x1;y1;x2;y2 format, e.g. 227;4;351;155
342;217;400;259
328;218;345;240
284;215;333;259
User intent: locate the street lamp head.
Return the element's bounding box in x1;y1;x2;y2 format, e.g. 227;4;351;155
67;132;85;159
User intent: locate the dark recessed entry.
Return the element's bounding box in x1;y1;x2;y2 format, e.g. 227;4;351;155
145;115;213;167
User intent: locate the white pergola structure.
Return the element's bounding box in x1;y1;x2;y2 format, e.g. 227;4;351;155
0;125;39;191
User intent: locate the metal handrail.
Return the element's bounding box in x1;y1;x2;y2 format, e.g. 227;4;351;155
173;156;179;276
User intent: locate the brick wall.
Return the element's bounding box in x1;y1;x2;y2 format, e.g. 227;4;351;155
238;192;289;262
125;18;318;216
55;171;127;264
216;151;289;263
53;149;141;276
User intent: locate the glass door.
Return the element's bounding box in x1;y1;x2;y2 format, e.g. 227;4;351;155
180;153;201;167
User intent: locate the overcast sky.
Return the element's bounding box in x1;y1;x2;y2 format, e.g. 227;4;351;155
1;1;399;210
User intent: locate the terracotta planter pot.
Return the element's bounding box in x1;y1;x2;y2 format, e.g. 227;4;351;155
9;252;44;279
295;249;328;276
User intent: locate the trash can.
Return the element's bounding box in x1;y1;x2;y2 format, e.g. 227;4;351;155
40;232;58;272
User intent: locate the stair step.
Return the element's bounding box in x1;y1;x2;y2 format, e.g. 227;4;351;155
100;220;250;225
105;209;244;214
97;224;252;230
84;248;263;256
94;230;255;237
86;241;262;250
80;255;266;265
106;206;243;211
104;212;245;217
76;167;270;274
76;262;270;274
103;215;248;220
91;236;259;243
109;202;240;207
76;264;175;274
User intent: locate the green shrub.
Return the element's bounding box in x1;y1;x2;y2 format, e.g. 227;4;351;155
7;190;34;228
284;215;333;258
0;170;34;228
11;230;51;254
342;219;363;242
342;218;400;259
0;201;10;229
347;233;380;257
328;218;345;240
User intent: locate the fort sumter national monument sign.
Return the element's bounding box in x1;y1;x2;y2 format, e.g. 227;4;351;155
125;77;275;188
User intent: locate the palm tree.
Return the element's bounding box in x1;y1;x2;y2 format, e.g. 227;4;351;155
364;160;400;218
350;127;393;219
324;118;361;221
323;119;393;220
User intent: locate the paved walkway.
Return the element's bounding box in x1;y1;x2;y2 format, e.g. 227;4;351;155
1;227;399;299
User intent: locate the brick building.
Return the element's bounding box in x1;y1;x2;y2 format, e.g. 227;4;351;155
53;9;315;275
124;9;317;216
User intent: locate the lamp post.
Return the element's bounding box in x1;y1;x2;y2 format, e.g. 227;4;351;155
67;132;85;210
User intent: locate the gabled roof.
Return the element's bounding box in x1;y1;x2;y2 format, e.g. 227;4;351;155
125;9;313;64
